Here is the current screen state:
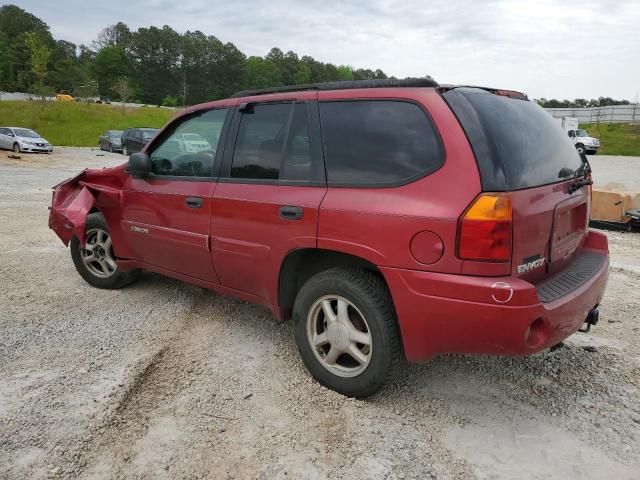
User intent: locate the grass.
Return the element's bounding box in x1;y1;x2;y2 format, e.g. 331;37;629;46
581;123;640;156
0;100;176;146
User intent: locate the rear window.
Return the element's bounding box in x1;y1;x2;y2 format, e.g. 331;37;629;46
444;88;582;190
319;100;443;186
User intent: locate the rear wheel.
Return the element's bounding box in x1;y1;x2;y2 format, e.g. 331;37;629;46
109;143;113;153
122;144;129;156
70;212;140;289
293;267;403;397
13;143;20;153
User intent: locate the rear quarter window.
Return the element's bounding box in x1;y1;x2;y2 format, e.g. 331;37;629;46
319;100;444;186
443;88;582;190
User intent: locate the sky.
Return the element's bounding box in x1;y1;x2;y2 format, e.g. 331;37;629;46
10;0;640;100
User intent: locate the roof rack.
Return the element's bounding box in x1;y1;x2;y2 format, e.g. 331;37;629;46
231;78;439;98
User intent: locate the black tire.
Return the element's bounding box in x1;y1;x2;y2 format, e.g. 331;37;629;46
70;212;140;289
293;267;403;397
109;143;113;153
575;143;585;155
122;144;128;156
13;142;20;153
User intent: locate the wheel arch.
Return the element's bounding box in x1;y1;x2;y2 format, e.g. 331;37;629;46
277;248;394;320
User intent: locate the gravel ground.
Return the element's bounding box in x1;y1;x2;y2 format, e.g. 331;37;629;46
1;147;639;479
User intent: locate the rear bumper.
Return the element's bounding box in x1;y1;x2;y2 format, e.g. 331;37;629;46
381;230;610;362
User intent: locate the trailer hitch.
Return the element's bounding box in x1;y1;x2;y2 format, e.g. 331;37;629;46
579;307;600;333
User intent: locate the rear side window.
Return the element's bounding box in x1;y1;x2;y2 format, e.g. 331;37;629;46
443;88;583;190
319;100;443;186
231;102;313;181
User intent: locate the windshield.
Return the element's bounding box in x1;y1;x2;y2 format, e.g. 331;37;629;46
109;131;123;137
443;88;583;190
575;129;589;137
14;128;40;138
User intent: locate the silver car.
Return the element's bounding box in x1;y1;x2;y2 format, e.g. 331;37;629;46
0;127;53;153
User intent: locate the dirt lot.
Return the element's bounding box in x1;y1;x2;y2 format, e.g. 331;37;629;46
1;148;639;479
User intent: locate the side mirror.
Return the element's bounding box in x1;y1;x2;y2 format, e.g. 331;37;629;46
568;131;575;138
127;152;152;177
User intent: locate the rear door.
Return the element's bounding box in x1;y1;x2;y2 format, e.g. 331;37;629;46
121;107;231;282
131;129;144;153
211;92;326;302
443;87;590;282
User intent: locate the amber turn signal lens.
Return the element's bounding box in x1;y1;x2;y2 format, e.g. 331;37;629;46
458;194;512;262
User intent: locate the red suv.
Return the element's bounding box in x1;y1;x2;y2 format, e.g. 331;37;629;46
49;79;609;397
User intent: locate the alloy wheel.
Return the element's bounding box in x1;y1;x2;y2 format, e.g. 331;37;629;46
306;295;372;378
81;228;117;278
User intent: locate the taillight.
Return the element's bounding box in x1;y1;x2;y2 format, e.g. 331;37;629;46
458;194;512;262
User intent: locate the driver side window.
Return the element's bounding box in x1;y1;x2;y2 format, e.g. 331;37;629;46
148;108;228;177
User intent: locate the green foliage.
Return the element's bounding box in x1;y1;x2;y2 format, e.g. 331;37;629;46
537;97;631;108
162;95;178;107
0;4;391;106
24;31;52;109
580;123;640;156
244;57;282;89
90;46;131;97
336;65;354;81
0;100;174;146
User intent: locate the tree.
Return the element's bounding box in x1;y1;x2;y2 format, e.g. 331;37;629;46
112;76;131;116
0;4;54;91
244;56;281;89
93;22;132;51
91;46;131;97
336;65;354;81
24;31;52;109
129;25;181;104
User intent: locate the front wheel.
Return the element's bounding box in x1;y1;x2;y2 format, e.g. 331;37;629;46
13;143;20;153
70;212;140;289
293;267;403;397
122;145;128;156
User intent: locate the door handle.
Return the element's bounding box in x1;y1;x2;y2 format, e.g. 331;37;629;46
185;196;203;208
279;205;304;220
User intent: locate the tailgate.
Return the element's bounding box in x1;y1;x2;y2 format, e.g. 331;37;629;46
510;182;590;283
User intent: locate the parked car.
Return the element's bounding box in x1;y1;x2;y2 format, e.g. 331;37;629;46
48;79;609;397
0;127;53;153
121;128;158;156
98;130;124;153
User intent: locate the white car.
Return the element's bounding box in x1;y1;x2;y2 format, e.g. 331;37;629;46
174;133;212;153
0;127;53;153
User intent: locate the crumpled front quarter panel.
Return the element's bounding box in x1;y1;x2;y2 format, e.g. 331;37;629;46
48;164;128;249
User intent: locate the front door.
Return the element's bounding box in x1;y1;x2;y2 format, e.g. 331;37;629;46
211;95;326;302
121;107;231;282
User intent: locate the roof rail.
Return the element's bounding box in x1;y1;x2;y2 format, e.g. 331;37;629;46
231;78;439;98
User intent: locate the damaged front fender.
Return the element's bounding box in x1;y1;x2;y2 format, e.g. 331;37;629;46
48;165;126;247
